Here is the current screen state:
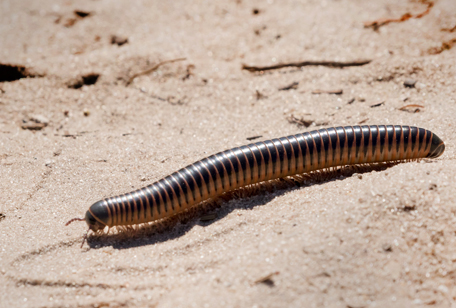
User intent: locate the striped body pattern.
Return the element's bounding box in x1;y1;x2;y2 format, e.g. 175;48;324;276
83;125;445;232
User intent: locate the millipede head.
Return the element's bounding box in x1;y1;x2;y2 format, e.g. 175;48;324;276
85;203;108;232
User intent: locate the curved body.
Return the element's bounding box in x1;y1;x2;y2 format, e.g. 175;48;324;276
85;125;445;231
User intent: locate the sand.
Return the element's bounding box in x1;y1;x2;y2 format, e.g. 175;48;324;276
1;0;456;307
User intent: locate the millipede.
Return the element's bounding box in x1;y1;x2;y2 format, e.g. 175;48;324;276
67;125;445;247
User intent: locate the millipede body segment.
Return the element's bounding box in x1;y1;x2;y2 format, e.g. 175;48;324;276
76;125;444;233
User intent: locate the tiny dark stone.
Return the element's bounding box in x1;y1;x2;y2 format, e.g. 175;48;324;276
74;10;91;18
82;74;99;85
252;8;260;15
111;35;128;46
68;73;100;89
402;205;416;212
382;243;392;252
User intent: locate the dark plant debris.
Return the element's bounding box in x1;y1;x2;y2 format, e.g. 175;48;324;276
347;98;355;104
74;10;91;18
111;35;128;46
255;90;267;100
67;73;100;89
126;57;186;86
63;18;78;27
312;89;343;95
167;95;189;106
62;10;92;27
242;59;371;72
398;104;424;113
370;102;385;108
246;135;263;141
254;271;279;287
358;118;369;124
0;63;42;82
287;114;313;128
279;81;299;91
0;213;5;221
364;1;434;31
402;205;417;212
441;25;456;32
428;38;456;55
182;64;195;81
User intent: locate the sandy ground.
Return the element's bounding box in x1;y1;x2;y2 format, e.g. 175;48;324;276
1;0;456;307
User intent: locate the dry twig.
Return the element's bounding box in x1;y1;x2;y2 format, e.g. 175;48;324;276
311;89;343;95
441;25;456;33
364;1;434;31
126;58;186;85
242;60;371;72
428;38;456;55
278;81;299;91
398;104;424;113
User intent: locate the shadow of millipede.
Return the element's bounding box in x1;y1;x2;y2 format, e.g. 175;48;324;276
87;161;405;250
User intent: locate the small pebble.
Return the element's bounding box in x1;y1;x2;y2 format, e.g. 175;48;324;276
438;285;449;294
404;79;417;88
83;109;90;116
382;243;392;252
30;114;49;125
